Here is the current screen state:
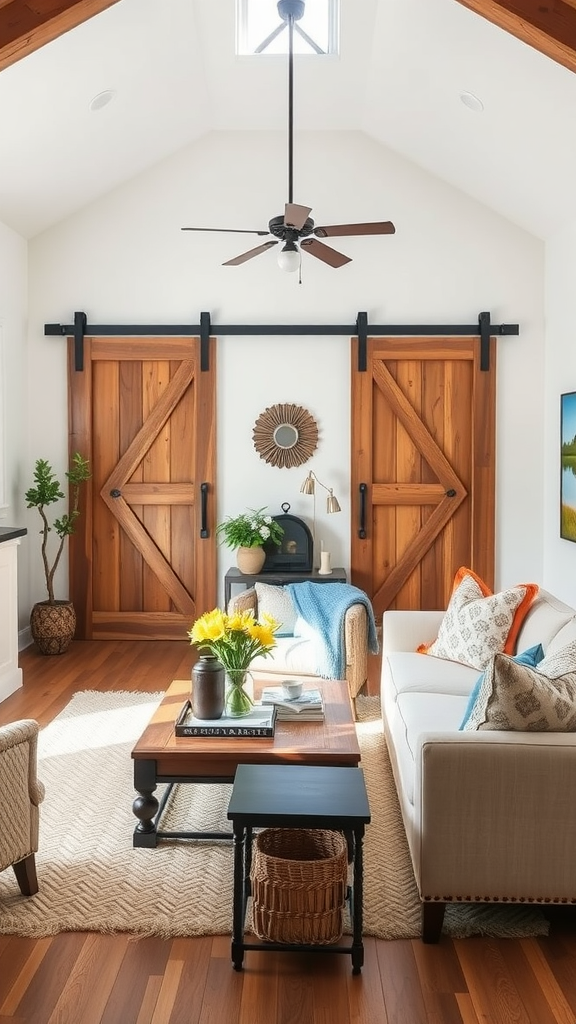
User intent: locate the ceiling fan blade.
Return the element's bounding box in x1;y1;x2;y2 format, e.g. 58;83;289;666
284;203;312;231
222;240;278;266
300;239;351;268
182;226;270;236
314;221;396;238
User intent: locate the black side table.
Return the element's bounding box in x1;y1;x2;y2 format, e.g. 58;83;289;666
224;566;348;607
226;763;371;974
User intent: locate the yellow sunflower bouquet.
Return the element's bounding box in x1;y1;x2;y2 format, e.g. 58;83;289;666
188;608;280;716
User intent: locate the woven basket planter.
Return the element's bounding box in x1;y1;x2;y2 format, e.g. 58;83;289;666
30;600;76;655
250;828;348;945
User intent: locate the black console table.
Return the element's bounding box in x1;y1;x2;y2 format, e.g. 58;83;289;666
227;763;371;974
224;566;347;608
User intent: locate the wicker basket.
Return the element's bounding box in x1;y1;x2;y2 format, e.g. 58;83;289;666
250;828;348;945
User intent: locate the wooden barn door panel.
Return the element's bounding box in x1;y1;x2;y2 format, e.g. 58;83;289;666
351;336;495;620
68;336;216;640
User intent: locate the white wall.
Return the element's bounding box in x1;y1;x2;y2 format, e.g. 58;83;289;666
25;130;544;609
0;220;29;634
543;222;576;605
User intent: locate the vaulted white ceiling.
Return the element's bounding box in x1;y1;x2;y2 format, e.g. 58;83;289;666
1;0;575;239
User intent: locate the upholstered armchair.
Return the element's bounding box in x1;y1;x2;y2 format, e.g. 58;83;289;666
0;719;44;896
228;582;374;701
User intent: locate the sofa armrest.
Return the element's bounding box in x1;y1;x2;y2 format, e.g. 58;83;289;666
344;604;369;699
0;719;44;873
227;587;257;615
414;730;576;902
382;610;444;654
0;719;44;807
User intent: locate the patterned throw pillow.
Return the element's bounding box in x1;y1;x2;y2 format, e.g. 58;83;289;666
255;582;297;636
458;643;544;730
419;567;539;671
463;641;576;731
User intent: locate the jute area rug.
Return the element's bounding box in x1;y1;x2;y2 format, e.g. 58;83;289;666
0;690;548;941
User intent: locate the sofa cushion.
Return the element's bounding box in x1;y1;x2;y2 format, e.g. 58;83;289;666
384;652;480;702
419;566;538;671
249;635;319;676
459;644;544;729
254;582;297;636
390;692;470;804
545;615;576;657
514;590;576;653
463;641;576;731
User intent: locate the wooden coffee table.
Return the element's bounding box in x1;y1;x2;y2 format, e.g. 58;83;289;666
131;676;361;847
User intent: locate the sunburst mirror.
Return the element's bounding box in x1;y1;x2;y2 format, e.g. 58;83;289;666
252;403;318;469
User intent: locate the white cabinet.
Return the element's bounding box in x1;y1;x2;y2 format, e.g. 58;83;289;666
0;533;25;702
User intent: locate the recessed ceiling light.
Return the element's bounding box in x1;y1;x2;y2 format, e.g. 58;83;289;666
460;91;484;113
89;90;116;112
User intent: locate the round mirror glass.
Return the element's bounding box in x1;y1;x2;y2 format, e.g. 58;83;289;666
273;424;299;449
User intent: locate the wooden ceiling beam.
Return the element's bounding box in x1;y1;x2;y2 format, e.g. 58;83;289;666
454;1;576;75
0;0;123;73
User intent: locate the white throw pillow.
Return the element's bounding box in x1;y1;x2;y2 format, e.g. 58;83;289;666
255;582;297;636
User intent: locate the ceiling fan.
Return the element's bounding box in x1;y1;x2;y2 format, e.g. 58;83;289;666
181;0;395;272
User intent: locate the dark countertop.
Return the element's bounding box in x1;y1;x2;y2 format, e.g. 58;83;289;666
0;526;27;543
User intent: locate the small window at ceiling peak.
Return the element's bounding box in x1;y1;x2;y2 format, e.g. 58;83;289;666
237;0;339;56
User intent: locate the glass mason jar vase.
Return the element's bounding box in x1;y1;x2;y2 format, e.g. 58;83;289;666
224;669;254;717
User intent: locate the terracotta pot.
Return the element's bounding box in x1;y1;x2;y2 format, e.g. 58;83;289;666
236;546;266;574
30;600;76;655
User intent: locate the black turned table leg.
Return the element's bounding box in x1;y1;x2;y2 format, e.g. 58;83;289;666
232;823;246;971
351;825;365;974
132;759;160;848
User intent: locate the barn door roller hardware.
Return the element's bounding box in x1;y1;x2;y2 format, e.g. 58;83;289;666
45;310;518;372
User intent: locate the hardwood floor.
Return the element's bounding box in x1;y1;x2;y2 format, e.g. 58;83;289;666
1;641;576;1024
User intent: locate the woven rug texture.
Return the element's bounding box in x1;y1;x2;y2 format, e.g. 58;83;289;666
0;690;548;940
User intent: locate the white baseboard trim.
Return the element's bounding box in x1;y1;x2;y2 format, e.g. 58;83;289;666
0;664;22;701
19;626;32;651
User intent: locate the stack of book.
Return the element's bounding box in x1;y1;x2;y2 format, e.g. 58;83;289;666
260;686;325;721
175;701;277;737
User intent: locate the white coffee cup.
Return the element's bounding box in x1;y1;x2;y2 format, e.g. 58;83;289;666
281;679;303;700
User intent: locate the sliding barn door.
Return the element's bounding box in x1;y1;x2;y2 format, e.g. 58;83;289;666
351;335;496;620
68;336;217;639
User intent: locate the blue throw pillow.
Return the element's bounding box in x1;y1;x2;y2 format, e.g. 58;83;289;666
458;644;544;730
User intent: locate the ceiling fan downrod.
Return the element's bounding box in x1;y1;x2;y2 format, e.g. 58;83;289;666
278;0;305;206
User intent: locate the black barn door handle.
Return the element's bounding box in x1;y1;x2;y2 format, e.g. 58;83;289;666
200;482;209;538
358;483;367;539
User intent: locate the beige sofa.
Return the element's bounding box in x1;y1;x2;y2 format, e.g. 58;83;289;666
381;588;576;941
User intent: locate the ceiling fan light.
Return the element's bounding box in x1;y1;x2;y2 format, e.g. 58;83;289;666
277;242;301;272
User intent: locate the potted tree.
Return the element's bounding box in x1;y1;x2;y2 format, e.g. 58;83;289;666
25;452;91;655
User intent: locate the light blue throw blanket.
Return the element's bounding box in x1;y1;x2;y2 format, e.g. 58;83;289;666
286;581;379;679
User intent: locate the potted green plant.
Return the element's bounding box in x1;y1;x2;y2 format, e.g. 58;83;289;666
216;506;284;575
25;452;91;655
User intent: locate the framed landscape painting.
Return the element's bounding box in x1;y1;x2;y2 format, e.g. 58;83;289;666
561;391;576;542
